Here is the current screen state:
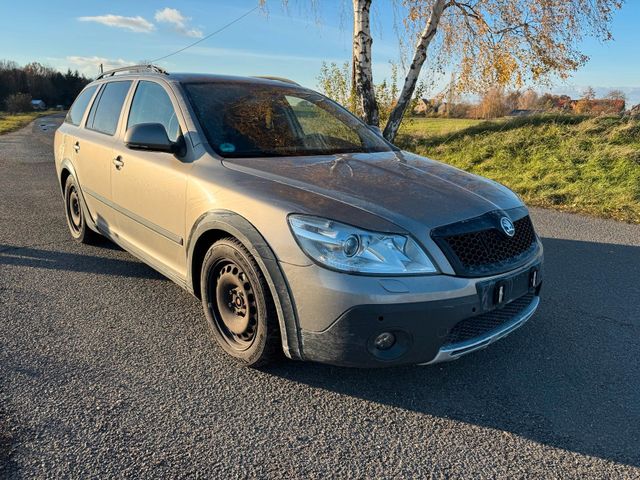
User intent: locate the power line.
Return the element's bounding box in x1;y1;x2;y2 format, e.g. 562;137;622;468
150;5;260;63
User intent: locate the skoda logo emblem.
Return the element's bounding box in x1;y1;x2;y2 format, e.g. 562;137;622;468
500;217;516;237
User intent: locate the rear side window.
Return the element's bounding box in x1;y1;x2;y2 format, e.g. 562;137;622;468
127;81;180;142
65;85;98;126
87;81;132;136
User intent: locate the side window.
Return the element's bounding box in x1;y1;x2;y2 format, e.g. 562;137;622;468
127;81;181;142
65;85;98;126
87;81;132;136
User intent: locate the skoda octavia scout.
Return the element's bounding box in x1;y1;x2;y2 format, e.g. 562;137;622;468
54;65;543;367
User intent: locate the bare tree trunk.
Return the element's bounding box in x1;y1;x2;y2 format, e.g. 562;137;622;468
352;0;379;127
382;0;447;142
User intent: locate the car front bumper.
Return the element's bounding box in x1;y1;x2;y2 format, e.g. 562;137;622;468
280;249;543;367
421;294;539;364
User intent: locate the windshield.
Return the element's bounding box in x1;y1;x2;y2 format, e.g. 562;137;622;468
183;82;396;158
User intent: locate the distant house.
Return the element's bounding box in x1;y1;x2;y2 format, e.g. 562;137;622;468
554;95;574;110
563;98;625;115
583;99;625;115
413;98;447;116
31;99;46;110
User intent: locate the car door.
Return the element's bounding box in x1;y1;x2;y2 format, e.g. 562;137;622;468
59;84;99;174
75;80;133;233
110;79;189;279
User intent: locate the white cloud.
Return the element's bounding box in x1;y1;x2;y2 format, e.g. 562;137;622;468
64;56;132;76
154;7;186;26
78;15;154;33
154;8;203;38
184;28;204;38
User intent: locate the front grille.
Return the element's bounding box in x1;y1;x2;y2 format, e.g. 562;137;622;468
445;293;535;345
432;212;538;277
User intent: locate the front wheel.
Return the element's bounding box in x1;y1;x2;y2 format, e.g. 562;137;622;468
63;175;98;244
200;238;281;367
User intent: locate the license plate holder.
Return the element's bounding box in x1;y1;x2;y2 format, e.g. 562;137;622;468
476;263;541;311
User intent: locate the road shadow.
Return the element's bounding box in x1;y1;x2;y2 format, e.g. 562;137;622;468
0;405;18;479
266;237;640;467
0;244;164;280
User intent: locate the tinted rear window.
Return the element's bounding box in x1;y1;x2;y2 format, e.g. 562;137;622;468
65;85;98;126
87;81;132;136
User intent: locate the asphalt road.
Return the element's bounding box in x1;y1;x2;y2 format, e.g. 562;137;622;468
1;115;639;479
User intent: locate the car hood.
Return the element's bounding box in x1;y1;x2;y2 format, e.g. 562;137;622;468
222;150;523;231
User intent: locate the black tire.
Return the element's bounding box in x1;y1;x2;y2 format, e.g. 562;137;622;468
63;175;98;244
200;238;281;367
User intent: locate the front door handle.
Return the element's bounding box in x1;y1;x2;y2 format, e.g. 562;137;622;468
73;142;80;152
113;156;124;170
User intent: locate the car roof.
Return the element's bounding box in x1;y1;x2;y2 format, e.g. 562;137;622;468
91;71;303;89
170;73;300;86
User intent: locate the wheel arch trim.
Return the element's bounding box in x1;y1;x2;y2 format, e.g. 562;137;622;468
59;159;98;232
59;158;78;193
187;210;303;360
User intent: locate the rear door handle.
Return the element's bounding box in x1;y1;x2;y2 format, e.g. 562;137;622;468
113;156;124;170
73;142;80;152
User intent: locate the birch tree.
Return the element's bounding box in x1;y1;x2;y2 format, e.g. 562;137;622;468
351;0;623;141
352;0;380;126
265;0;622;141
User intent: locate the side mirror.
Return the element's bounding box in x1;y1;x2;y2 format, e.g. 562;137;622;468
125;123;180;154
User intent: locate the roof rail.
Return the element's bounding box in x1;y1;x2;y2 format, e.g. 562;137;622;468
96;64;168;80
253;76;300;86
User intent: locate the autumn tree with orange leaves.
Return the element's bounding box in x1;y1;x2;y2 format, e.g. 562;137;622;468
349;0;624;141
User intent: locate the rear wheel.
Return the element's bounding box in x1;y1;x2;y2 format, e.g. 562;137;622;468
200;238;281;366
64;175;97;244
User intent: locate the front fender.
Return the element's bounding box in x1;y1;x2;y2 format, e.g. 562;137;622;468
187;210;303;361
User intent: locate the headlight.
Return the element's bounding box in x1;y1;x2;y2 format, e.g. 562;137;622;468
288;215;438;275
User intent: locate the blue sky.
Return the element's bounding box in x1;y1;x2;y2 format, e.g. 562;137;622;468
2;0;640;104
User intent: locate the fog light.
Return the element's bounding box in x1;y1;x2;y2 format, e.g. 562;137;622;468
373;331;396;350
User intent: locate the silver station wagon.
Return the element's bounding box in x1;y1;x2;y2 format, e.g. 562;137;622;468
54;64;543;367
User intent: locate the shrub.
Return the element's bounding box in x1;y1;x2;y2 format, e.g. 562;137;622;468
5;93;32;113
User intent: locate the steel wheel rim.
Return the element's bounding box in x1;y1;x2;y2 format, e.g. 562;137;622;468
209;260;258;351
67;186;82;234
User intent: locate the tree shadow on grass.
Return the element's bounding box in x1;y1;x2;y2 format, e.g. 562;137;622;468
399;114;590;149
266;237;640;467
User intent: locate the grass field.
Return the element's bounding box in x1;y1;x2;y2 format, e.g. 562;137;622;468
399;117;487;137
397;115;640;223
0;110;59;135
